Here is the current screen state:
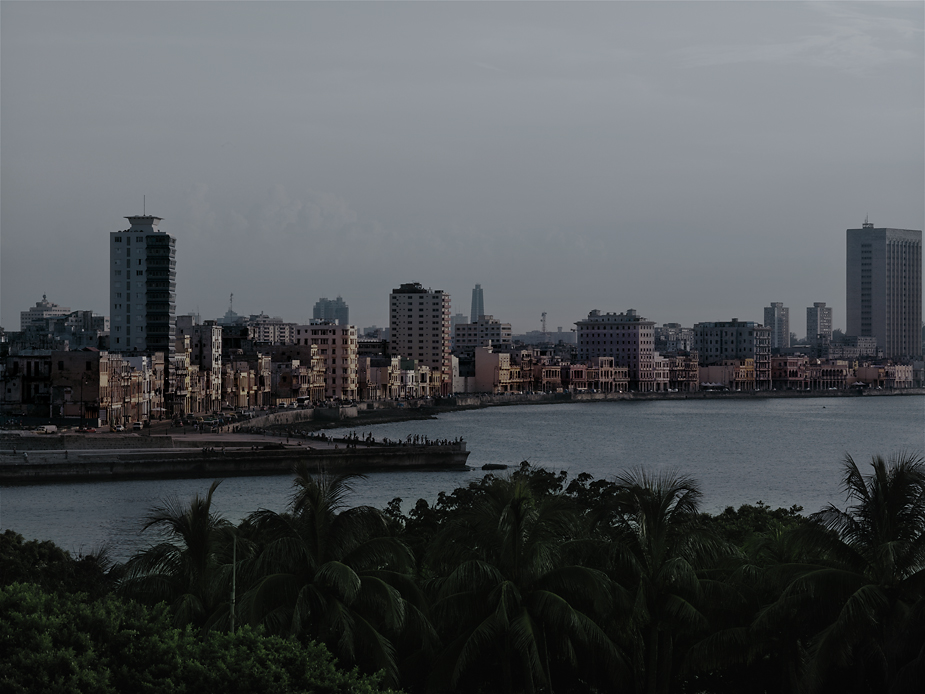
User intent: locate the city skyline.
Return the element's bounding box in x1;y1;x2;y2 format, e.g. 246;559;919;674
2;2;923;333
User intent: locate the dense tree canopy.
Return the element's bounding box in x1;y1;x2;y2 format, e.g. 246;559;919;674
6;454;923;694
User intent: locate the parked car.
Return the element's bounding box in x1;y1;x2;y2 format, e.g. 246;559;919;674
114;425;126;432
132;422;144;431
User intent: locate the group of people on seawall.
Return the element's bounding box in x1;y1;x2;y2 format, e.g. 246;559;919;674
235;426;465;450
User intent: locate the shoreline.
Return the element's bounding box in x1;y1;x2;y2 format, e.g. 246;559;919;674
273;387;925;433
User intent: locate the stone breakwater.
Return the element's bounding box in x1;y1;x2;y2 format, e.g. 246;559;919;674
0;442;469;485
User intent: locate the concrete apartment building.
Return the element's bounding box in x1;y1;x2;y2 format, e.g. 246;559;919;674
176;315;223;412
764;302;790;350
575;309;656;391
245;314;297;344
846;220;922;359
693;319;771;389
389;283;452;394
109;215;177;355
806;302;833;347
454;315;513;352
20;295;71;331
292;324;358;400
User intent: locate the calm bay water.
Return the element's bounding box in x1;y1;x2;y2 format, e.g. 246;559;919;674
2;396;922;562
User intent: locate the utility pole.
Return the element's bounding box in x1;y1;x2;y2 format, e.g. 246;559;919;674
231;535;236;634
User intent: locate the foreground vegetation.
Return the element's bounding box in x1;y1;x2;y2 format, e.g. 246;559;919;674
2;453;923;693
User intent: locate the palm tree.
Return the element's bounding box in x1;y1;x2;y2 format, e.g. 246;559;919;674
118;479;234;629
608;468;726;694
427;474;625;693
758;453;925;692
240;466;424;686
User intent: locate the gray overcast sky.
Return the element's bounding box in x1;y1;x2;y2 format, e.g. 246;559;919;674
2;1;922;337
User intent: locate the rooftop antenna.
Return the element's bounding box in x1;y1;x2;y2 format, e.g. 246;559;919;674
229;293;234;314
143;195;145;216
862;214;873;229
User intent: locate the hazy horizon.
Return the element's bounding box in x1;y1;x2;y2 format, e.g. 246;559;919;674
2;2;922;337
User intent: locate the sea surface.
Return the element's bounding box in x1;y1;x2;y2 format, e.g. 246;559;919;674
2;396;922;562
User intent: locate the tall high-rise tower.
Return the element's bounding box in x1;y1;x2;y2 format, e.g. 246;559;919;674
846;220;922;359
806;302;833;346
109;215;177;354
470;284;484;322
389;283;451;393
763;302;790;350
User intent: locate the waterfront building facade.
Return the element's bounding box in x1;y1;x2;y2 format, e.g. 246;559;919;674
389;283;452;394
109;216;176;355
764;302;790;350
292;323;358;400
693;319;771;389
175;315;223;412
846;221;922;359
575;309;655;391
806;302;833;347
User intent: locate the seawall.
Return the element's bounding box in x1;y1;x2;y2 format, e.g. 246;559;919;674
0;443;470;485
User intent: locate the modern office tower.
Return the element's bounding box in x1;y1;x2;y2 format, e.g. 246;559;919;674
110;216;176;354
846;220;922;359
470;284;484;322
389;283;451;394
575;309;655;391
312;296;349;325
20;295;72;331
806;302;833;346
764;302;790;350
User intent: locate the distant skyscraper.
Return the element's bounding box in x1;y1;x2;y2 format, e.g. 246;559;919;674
764;302;790;350
806;302;833;346
110;215;176;354
470;284;484;322
846;220;922;359
312;296;349;325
